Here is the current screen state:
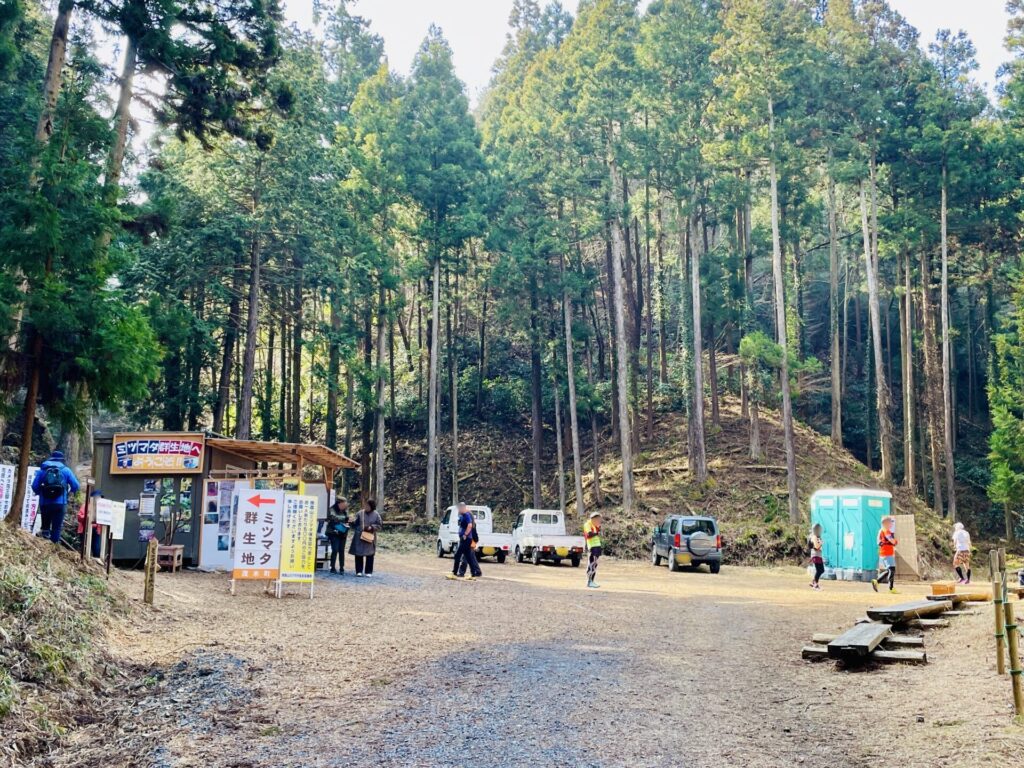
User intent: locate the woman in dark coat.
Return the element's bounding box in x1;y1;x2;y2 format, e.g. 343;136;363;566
349;498;382;577
325;497;351;574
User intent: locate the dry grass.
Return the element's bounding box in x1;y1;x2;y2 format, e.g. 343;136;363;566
0;529;129;767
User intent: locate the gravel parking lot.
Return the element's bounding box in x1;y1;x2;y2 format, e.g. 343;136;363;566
45;551;1024;768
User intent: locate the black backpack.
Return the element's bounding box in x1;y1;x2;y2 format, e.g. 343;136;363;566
39;465;66;500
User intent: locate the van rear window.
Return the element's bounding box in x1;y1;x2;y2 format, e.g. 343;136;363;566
680;519;715;535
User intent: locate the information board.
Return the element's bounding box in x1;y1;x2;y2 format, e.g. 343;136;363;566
280;495;318;584
110;432;205;474
95;499;127;540
231;489;284;581
0;464;41;532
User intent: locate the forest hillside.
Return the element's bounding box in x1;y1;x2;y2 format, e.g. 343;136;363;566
2;0;1024;553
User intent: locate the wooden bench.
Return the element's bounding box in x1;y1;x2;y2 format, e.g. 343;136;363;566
827;622;891;661
157;544;184;573
867;599;952;624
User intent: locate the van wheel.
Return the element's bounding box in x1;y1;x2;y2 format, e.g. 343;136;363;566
570;555;581;568
709;562;721;574
531;549;542;566
667;549;680;572
651;544;662;567
515;547;524;564
436;540;445;558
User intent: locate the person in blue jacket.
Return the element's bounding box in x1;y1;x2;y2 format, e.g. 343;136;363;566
31;450;80;544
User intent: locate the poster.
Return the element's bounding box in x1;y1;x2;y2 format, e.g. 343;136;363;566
96;499;127;541
231;489;284;581
280;495;318;584
0;464;41;532
111;501;128;540
139;494;156;518
110;432;205;474
199;479;245;571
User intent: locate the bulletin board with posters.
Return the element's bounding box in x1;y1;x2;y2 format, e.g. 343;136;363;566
198;479;250;572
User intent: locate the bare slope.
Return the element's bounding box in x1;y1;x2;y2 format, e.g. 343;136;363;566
386;396;951;572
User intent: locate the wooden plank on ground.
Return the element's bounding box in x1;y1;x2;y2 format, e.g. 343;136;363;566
926;591;989;604
941;609;978;617
867;599;952;624
801;645;830;660
828;622;891;660
905;618;949;629
812;633;924;649
870;649;928;665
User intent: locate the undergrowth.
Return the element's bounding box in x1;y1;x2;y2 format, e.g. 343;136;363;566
0;529;128;766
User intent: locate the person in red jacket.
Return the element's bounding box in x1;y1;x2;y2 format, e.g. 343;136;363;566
871;516;899;594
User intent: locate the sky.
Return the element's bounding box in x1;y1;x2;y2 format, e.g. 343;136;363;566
283;0;1015;103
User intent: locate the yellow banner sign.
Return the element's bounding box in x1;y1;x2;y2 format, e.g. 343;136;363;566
280;495;318;583
110;432;205;474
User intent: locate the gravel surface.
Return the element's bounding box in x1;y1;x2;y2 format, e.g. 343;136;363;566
37;553;1024;768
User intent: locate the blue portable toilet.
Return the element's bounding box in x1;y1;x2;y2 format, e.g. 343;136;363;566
810;488;892;581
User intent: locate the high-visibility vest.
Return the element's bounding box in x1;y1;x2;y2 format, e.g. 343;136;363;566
584;519;602;549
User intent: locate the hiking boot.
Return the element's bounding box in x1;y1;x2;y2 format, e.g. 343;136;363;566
871;579;879;592
889;588;900;594
330;568;337;574
446;573;460;580
465;576;477;582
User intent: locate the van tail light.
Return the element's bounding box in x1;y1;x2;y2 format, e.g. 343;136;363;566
674;533;681;548
716;535;722;549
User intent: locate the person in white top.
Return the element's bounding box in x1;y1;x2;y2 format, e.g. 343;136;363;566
951;522;972;585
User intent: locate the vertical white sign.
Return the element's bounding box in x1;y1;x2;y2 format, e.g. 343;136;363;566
0;464;41;532
231;489;284;581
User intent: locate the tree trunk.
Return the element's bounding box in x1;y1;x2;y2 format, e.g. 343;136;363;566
33;1;73;154
690;207;707;483
343;366;354;495
585;337;603;507
447;298;458;505
608;141;635;514
375;287;387;511
326;286;341;449
263;308;275;441
768;101;798;523
213;250;244;434
900;249;915;490
828;168;842;447
425;258;440;518
861;170;893;484
562;255;586;518
920;247;944;515
939;164;957;521
290;253;303;443
708;318;720;428
553;359;566;513
477;281;488;415
529;273;544;509
236;159;263;439
5;332;42;529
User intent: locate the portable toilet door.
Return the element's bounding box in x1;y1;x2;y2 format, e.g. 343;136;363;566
858;491;891;571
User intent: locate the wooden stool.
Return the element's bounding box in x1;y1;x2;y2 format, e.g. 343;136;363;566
157;544;184;573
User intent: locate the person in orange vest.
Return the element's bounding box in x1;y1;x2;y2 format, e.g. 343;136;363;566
583;511;603;589
871;516;899;594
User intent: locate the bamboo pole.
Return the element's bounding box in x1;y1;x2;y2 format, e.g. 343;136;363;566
143;537;158;605
993;549;1007;675
1000;549;1024;718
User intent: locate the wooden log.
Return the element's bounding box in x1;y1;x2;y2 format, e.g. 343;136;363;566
993;550;1007;676
867;599;952;624
143;538;158;606
828;622;891;660
1001;549;1024;716
812;633;924;648
926;591;989;604
870;649;928;665
801;645;830;660
905;618;949;629
941;609;978;617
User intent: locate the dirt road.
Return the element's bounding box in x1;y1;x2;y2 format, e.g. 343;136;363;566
48;550;1023;768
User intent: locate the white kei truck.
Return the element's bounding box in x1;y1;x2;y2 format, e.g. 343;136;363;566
510;509;586;567
436;505;512;563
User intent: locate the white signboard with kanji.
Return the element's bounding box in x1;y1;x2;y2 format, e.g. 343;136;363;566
0;464;41;532
231;489;284;583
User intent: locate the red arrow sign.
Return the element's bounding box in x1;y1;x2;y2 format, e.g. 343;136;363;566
248;494;276;507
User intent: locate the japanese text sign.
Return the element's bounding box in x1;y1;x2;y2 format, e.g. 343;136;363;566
110;432;205;474
280;495;318;583
231;489;284;581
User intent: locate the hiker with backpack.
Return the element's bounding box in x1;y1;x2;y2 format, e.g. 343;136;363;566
31;450;81;544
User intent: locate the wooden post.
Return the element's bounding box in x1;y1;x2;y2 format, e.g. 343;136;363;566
994;549;1007;675
143;537;158;605
105;527;112;579
80;480;95;561
1001;549;1024;718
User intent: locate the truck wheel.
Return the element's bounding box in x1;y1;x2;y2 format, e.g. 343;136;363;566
570;555;581;568
667;548;680;572
496;551;507;564
515;546;524;564
553;557;562;567
436;540;445;558
709;562;721;574
651;544;662;567
531;548;542;566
